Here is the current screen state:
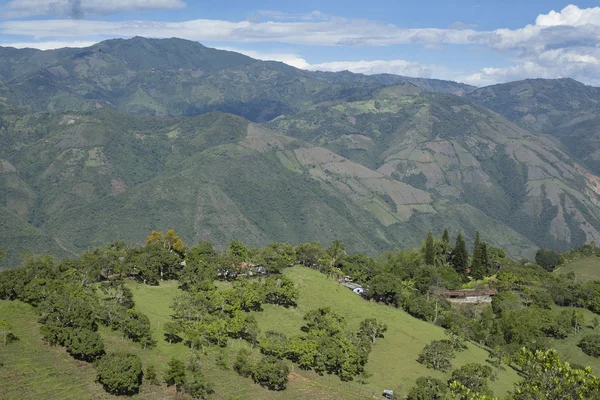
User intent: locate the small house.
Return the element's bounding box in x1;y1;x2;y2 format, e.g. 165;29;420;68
438;288;497;303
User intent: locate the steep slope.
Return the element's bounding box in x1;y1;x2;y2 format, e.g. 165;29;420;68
0;37;473;122
468;78;600;174
269;84;600;251
0;105;538;267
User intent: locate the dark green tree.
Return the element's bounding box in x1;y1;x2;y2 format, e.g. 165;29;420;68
424;232;436;266
233;348;254;378
442;229;450;244
260;331;288;358
164;357;187;392
252;356;289;390
145;364;160;385
184;370;214;399
229;240;248;262
471;241;489;280
96;352;142;395
407;376;449;400
65;329;105;362
416;340;455;372
535;249;562;272
450;232;469;274
578;334;600;357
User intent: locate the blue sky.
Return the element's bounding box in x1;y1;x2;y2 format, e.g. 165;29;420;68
1;0;599;86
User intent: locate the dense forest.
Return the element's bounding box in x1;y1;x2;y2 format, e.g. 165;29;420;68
2;229;600;399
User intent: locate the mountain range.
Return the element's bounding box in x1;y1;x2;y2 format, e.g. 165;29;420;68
1;36;600;268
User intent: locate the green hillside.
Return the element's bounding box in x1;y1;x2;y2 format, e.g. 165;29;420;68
467;78;600;174
0;267;520;400
555;256;600;282
269;86;600;252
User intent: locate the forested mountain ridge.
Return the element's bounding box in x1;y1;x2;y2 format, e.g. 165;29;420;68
468;78;600;175
1;37;600;267
269;85;600;252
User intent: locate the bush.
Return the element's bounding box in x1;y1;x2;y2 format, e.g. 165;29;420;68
578;334;600;357
252;356;289;390
65;329;105;362
96;352;142;395
233;348;254;377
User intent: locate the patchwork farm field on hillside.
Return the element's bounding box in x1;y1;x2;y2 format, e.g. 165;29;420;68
1;267;520;400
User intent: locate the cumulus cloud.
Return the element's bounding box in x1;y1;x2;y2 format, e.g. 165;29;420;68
0;40;98;49
2;0;186;18
1;4;599;85
215;47;310;69
306;59;447;79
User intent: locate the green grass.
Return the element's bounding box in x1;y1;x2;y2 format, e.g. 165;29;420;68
555;256;600;282
0;300;104;400
0;267;522;399
548;306;600;374
252;267;520;398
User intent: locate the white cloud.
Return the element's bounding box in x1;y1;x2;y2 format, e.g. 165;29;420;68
0;40;98;49
216;47;310;69
1;4;600;85
306;59;447;79
3;0;186;18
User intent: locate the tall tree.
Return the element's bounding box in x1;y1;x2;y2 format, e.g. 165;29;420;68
424;232;436;266
471;237;489;281
327;240;347;267
164;357;187;393
450;232;469;274
442;229;450;244
146;229;184;253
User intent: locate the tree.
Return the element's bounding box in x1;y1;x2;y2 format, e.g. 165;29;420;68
215;349;229;370
184;370;214;399
535;249;561;272
471;233;489;280
407;376;448;400
96;352;143;395
450;232;469;274
164;357;187;392
593;317;600;330
145;364;160;385
252;356;289;390
417;340;455;372
295;242;328;270
424;232;436;266
233;348;254;378
327;240;346;267
358;318;388;344
0;318;15;347
65;329;105;362
260;331;288;358
146;229;184;253
229;240;248;262
263;276;298;308
449;363;493;396
512;348;600;400
442;229;450;244
578;334;600;357
258;243;295;274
